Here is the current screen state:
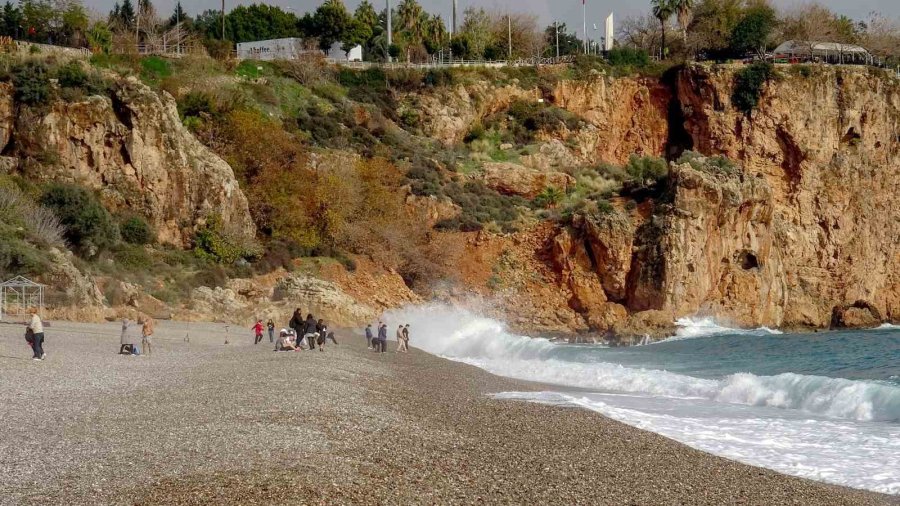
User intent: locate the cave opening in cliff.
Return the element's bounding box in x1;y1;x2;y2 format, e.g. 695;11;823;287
662;66;694;161
736;250;760;270
841;127;861;145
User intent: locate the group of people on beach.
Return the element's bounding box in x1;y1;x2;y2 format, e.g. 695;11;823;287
119;316;155;356
365;322;410;353
259;308;337;353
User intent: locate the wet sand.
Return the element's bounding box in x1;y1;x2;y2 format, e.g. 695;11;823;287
0;320;894;505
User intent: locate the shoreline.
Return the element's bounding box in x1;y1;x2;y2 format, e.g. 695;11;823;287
0;321;894;505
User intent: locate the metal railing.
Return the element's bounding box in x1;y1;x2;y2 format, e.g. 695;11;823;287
329;55;576;69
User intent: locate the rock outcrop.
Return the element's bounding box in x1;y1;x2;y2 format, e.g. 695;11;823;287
550;77;670;165
479;161;575;198
4;77;254;247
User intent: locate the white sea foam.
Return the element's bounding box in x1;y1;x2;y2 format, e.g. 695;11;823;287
383;304;900;423
669;316;783;341
495;391;900;494
383;304;900;493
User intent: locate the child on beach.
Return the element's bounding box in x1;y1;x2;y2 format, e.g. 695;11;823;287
267;319;276;343
141;316;155;355
252;320;264;345
365;324;374;349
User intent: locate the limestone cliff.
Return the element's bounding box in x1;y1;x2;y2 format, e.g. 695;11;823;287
438;65;899;336
676;64;900;328
1;77;254;247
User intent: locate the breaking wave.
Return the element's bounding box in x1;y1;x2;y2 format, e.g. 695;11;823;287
383;304;900;422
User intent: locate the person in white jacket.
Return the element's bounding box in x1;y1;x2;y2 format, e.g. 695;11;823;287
27;308;45;361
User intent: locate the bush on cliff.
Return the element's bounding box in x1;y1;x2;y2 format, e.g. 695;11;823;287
193;215;261;264
607;47;651;67
11;61;52;106
40;184;119;258
732;62;775;114
120;215;154;245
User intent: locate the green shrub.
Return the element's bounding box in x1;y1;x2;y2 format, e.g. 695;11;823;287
625;155;668;184
120;216;154;245
40;184;119;257
732;62;774;114
55;61;107;97
607;47;650;67
501;99;583;144
438;181;527;233
533;187;565;209
140;56;172;86
11;61;52;106
193;215;260;264
112;244;153;270
0;234;49;277
677;151;739;175
178;91;218;118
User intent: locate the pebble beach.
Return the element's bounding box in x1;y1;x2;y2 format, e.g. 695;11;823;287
0;320;895;505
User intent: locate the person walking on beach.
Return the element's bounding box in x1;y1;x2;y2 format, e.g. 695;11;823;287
365;324;374;349
267;319;276;343
252;319;265;345
396;325;405;352
303;313;318;350
141;316;155;355
289;309;303;340
27;308;45;361
315;319;327;352
377;323;388;353
402;324;410;351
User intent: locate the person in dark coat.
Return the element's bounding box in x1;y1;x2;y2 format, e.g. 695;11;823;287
303;314;318;350
377;323;388;353
365;324;374;349
289;309;303;337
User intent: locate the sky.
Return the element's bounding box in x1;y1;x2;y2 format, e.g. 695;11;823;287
84;0;900;37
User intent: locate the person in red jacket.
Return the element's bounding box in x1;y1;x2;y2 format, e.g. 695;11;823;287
252;319;264;345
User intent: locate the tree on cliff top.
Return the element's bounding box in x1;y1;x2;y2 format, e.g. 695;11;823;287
728;4;776;58
651;0;675;58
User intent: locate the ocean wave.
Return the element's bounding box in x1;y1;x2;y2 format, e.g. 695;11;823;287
382;304;900;422
669;316;783;341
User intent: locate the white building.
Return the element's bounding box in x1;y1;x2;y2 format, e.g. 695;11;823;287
236;37;308;61
326;42;363;62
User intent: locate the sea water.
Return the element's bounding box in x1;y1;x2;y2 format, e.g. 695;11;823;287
383;305;900;494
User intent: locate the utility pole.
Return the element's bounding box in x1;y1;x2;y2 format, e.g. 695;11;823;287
221;0;225;40
386;0;392;62
508;14;512;60
555;21;559;59
583;0;587;54
452;0;458;36
135;2;140;52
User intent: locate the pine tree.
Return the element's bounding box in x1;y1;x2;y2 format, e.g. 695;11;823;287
169;1;187;27
119;0;135;28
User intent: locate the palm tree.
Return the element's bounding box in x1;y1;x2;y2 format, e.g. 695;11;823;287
672;0;694;44
397;0;425;44
651;0;675;59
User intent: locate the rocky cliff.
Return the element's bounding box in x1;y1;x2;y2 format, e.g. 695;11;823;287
676;64;900;328
0;77;254;247
428;65;899;337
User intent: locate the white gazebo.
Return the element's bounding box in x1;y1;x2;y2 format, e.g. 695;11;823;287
773;40;873;65
0;276;44;321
